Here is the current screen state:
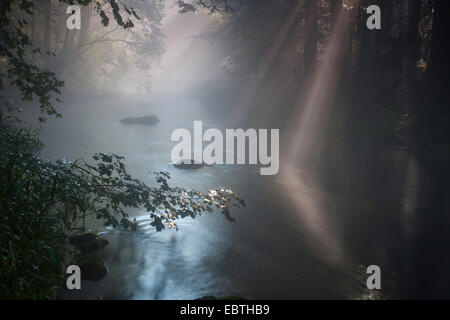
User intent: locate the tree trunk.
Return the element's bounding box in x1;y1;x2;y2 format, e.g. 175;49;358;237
303;0;319;81
427;0;450;106
402;0;422;147
406;2;422;104
43;0;51;53
30;5;37;64
330;0;345;71
330;0;343;27
77;5;93;48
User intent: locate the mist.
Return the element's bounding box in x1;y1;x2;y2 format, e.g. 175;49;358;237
1;0;450;300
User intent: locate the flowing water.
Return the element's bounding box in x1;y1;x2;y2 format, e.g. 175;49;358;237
35;92;450;299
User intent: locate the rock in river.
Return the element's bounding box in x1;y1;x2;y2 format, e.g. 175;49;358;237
69;233;109;254
75;252;108;281
173;159;208;170
120;115;160;125
172;154;210;170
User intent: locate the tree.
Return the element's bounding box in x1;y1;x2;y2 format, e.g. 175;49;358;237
303;0;319;81
0;0;142;118
0;0;245;299
427;0;450;106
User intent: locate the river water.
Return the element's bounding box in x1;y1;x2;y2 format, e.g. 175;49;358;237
36;92;450;299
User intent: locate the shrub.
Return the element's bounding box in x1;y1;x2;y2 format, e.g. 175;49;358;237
0;126;245;299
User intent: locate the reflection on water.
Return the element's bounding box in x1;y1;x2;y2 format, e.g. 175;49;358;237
38;93;450;299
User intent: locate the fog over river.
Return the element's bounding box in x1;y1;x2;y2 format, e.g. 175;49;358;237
30;91;449;299
17;1;450;300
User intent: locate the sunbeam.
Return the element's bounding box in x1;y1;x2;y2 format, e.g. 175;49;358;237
230;1;305;125
281;7;350;265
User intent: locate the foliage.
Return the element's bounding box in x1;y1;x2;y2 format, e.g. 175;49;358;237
0;0;64;119
0;0;156;117
176;0;235;14
0;125;245;299
58;0;165;91
0;0;245;299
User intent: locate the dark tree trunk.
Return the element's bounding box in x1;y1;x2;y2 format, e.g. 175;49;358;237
303;0;319;81
330;0;343;27
405;0;422;107
401;0;422;147
30;5;37;64
43;0;51;53
406;0;422;77
77;5;93;48
427;0;450;106
330;0;345;67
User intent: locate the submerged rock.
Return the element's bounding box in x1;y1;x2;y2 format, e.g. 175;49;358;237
69;233;109;254
196;296;218;300
173;159;209;170
69;234;109;281
120;115;159;125
77;239;109;254
69;233;97;246
196;295;250;300
75;252;108;281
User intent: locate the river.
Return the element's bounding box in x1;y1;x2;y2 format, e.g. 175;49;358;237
36;92;450;299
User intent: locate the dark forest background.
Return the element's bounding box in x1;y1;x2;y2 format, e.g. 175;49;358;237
3;0;450;149
191;0;450;153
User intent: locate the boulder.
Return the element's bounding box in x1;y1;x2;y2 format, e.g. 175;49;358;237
69;233;97;246
75;252;108;281
77;239;109;254
69;233;109;254
120;115;159;125
196;295;250;300
173;159;208;170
